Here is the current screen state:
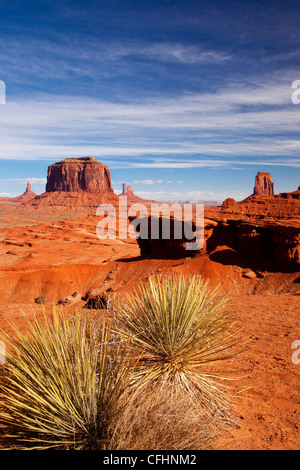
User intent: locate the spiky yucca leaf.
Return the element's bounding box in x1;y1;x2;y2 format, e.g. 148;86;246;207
114;274;242;419
0;309;131;450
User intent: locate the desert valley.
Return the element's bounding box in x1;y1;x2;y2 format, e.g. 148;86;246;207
0;156;299;450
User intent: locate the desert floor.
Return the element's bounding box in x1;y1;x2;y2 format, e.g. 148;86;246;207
0;206;299;450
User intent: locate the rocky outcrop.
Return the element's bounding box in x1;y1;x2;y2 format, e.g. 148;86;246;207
17;182;37;203
133;210;300;271
119;183;147;203
222;198;238;210
46;157;113;193
222;190;300;219
253;171;274;197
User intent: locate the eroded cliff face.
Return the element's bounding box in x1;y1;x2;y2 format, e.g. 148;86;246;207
132;212;300;272
46;157;113;193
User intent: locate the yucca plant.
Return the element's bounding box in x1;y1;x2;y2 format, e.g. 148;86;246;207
113;274;243;422
0;309;131;450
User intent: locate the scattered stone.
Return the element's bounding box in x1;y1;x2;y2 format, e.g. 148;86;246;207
57;292;82;306
242;269;257;279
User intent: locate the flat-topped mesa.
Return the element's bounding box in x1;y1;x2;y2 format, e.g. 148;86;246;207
46;157;113;193
253;171;274;197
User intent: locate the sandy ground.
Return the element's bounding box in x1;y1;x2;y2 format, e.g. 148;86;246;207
0;206;299;450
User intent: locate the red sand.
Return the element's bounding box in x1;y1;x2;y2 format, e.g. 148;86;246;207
0;203;299;450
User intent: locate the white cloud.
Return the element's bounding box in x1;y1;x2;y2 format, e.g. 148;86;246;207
132;179;163;185
0;177;47;184
0;79;299;167
135;189;249;202
0;192;18;197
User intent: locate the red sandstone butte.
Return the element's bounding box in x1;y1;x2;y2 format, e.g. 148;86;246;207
119;182;147;203
46;157;113;193
253;171;274;197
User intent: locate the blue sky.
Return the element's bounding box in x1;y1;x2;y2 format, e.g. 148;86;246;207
0;0;299;201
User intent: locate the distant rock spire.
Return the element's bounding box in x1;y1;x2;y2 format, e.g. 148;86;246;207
253;171;274;197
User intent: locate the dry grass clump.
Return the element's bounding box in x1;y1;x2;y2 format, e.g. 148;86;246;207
108;382;222;450
0;310;131;449
0;275;243;450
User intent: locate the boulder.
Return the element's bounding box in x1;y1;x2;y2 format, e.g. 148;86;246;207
242;269;257;279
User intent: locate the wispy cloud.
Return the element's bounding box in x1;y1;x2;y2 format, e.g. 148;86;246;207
132;179;163;185
134;189;249;202
0;35;231;86
0;192;18;197
0;77;299;179
0;177;47;184
0;78;299;166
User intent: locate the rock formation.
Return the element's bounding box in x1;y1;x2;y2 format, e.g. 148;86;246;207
0;182;37;204
253;171;274;197
120;183;127;196
222;187;300;219
120;183;134;198
222;198;238;211
119;182;146;203
46;157;113;193
19;182;37;203
133;210;300;271
14;157;119;215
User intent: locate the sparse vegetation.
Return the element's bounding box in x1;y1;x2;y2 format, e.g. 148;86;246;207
35;294;46;305
0;309;131;449
0;275;243;450
114;274;242;423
